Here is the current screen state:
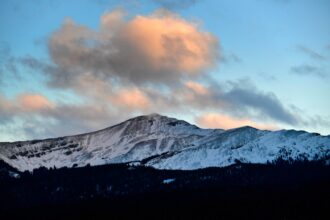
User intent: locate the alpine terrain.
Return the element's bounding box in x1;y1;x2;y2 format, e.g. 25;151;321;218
1;114;329;171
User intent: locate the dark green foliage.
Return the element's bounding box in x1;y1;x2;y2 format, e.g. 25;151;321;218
0;161;329;219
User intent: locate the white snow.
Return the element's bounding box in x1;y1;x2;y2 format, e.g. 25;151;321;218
163;178;175;184
8;171;20;179
0;114;329;171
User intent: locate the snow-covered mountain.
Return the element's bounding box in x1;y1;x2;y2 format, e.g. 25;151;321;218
0;114;329;171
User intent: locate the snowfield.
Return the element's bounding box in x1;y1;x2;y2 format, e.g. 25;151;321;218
0;114;329;171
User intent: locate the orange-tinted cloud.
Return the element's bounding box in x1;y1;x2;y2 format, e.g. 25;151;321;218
196;113;277;130
17;94;54;111
111;88;150;109
117;10;218;74
185;81;209;95
48;9;219;86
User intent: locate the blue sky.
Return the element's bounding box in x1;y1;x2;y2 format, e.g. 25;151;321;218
0;0;329;141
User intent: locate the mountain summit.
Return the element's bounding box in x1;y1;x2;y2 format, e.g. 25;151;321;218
0;114;329;171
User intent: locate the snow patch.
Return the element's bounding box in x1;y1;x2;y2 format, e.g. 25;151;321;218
163;178;175;184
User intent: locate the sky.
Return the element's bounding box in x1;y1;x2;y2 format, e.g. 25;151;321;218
0;0;329;141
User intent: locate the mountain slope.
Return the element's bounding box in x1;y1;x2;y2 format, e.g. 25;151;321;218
147;128;329;169
0;114;329;171
0;114;217;171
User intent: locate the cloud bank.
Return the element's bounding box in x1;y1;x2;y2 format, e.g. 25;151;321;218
2;9;324;141
47;9;218;88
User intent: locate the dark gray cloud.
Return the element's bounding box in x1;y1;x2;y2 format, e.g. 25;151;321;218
186;79;299;125
220;80;298;125
291;64;328;78
17;56;74;88
286;105;330;132
151;78;300;125
297;45;326;61
303;115;330;129
0;73;324;141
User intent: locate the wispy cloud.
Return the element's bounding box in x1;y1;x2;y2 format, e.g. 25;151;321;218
220;52;242;64
0;42;21;87
297;45;326;61
291;64;328;78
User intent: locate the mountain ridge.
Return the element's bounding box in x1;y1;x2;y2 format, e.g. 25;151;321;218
0;114;329;171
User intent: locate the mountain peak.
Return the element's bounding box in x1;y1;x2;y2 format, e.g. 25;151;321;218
123;113;199;135
146;113;162;117
232;126;258;131
127;113;166;122
1;114;329;172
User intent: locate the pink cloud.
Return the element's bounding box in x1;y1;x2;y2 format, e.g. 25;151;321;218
17;94;54;111
196;113;277;130
185;81;209;95
48;9;219;86
115;10;218;74
111;88;150;110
